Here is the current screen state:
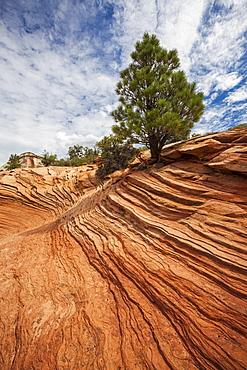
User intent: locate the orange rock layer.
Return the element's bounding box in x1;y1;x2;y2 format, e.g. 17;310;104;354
0;129;247;370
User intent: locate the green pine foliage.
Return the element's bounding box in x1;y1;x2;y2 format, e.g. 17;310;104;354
67;144;85;159
41;150;58;166
111;33;205;161
6;154;21;170
67;145;98;165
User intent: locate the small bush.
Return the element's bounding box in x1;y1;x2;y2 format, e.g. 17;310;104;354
6;154;21;170
96;135;140;178
232;123;247;129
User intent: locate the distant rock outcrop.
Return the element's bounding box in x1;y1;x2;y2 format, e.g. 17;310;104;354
0;152;43;171
19;152;44;168
0;129;246;369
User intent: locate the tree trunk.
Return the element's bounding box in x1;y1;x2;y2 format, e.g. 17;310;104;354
149;136;160;162
149;134;168;162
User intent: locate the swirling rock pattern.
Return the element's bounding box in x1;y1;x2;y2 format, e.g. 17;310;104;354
0;130;247;369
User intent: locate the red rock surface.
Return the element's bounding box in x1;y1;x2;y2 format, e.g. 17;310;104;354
0;129;247;369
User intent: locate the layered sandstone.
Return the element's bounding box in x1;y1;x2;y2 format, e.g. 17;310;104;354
0;152;43;171
0;129;246;370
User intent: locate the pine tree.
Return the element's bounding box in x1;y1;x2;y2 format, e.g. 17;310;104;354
41;151;57;166
6;154;21;170
111;33;205;161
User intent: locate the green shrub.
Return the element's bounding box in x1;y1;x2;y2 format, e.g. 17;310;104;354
6;154;21;170
96;135;139;178
232;123;247;129
41;150;58;166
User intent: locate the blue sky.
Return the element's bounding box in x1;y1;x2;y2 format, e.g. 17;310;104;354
0;0;246;164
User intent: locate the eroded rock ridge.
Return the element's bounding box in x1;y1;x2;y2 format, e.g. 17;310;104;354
0;130;247;369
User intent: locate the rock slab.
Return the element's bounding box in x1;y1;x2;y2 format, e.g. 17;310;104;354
0;130;247;369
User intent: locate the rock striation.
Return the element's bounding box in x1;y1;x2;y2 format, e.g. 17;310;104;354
0;129;247;369
18;152;44;169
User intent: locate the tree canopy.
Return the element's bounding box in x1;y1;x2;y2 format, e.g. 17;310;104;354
67;145;98;166
6;154;21;170
111;33;205;160
67;145;84;159
41;151;58;167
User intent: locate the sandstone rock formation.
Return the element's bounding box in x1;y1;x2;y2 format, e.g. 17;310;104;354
19;152;44;169
0;129;246;369
0;152;43;171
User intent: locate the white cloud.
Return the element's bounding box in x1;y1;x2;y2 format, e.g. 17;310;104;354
188;0;247;133
156;0;206;72
0;0;246;164
111;0;206;72
56;131;102;144
225;87;247;104
215;72;242;92
54;131;103;156
0;17;117;163
190;0;247;86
